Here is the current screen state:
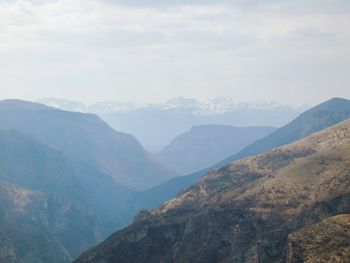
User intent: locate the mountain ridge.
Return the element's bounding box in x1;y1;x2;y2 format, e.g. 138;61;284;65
128;97;350;213
38;97;306;116
156;125;276;174
0;99;175;189
38;97;306;150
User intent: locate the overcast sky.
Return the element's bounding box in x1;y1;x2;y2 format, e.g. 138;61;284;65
0;0;349;105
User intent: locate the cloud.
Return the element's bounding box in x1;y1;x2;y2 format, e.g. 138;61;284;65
0;0;349;105
2;0;349;50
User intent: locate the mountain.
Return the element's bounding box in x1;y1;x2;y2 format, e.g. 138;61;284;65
37;98;87;112
0;130;134;262
88;101;138;114
38;97;306;151
75;118;350;263
0;99;175;189
96;98;306;151
219;97;350;167
157;125;276;174
130;97;350;211
38;97;305;117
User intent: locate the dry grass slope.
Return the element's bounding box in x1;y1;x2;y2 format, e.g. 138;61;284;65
287;214;350;263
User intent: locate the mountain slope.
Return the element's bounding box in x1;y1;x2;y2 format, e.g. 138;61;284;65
0;180;73;263
130;97;350;211
0;231;19;263
0;130;134;261
287;214;350;263
75;118;350;263
157;125;276;174
219;97;350;166
0;99;175;189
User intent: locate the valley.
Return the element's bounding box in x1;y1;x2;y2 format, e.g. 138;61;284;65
2;0;349;261
0;98;349;263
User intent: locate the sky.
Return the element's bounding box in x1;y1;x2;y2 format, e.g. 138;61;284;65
0;0;349;106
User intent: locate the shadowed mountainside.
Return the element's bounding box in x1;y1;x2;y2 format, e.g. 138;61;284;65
0;99;175;190
0;130;135;262
0;230;19;263
0;180;76;263
156;125;276;174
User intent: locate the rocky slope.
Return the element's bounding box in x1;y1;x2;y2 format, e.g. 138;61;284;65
0;231;19;263
0;180;73;263
0;99;175;189
0;130;135;262
76;118;350;263
287;214;350;263
157;125;276;174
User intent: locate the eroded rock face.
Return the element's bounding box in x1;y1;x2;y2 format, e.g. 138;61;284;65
0;231;20;263
0;180;100;263
287;214;350;263
75;119;350;263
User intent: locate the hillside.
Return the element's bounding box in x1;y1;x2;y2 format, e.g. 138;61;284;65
76;118;350;263
287;214;350;263
130;97;350;211
0;99;175;189
0;130;134;262
157;125;276;174
0;231;18;263
0;180;73;263
219;97;350;166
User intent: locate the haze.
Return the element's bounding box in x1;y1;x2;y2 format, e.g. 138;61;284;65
1;0;350;105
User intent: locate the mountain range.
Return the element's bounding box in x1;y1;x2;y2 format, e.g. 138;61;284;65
128;98;350;212
0;100;175;189
38;97;305;116
75;117;350;263
38;97;307;150
0;99;175;262
1;97;349;263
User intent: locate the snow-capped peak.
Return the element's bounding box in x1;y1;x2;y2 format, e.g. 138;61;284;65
88;101;137;114
195;97;237;116
37;98;87;112
37;97;306;116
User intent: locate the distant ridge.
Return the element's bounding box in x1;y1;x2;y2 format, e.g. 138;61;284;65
218;97;350;166
0;99;50;110
0;99;175;189
156;125;276;174
38;97;306;150
130;97;350;212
